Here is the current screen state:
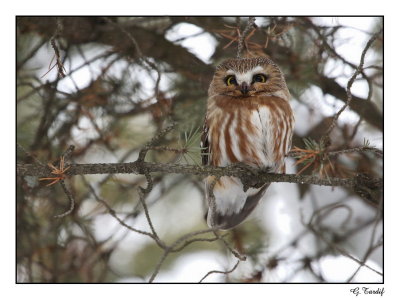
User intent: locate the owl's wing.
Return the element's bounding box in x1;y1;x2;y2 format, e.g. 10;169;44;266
200;117;209;166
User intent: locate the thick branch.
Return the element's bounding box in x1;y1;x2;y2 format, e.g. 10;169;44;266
17;161;381;192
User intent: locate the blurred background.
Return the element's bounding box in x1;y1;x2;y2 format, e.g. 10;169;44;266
16;16;382;283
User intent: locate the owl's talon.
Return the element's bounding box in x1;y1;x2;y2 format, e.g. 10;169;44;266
228;162;261;191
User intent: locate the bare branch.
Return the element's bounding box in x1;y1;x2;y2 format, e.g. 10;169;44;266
326;146;383;157
288;146;383;158
42;18;66;78
82;176;158;240
17;161;381;192
307;222;382;277
138;180;166;249
199;259;241;283
137;123;176;163
53;180;75;218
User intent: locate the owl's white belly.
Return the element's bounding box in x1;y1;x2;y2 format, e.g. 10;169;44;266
212;177;262;215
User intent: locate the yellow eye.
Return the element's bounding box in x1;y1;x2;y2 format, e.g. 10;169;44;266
253;74;268;83
225;75;237;86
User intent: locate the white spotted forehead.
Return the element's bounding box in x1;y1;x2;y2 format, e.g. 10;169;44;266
226;65;265;84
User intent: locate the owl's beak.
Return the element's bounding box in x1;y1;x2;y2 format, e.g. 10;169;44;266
240;82;250;95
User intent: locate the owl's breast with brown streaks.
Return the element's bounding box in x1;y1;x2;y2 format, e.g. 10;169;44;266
206;94;294;170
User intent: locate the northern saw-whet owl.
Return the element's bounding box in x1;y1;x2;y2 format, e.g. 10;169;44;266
201;57;294;230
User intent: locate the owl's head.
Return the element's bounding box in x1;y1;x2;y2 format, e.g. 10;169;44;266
208;57;290;100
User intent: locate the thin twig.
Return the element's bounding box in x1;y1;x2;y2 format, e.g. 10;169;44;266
214;230;247;261
346;197;383;282
148;228;222;282
306;203;383;277
82;176;157;239
43;18;66;78
148;251;169;283
199;259;241;283
49;38;66;78
170;235;221;253
302;17;375;104
61;145;75;161
308;223;382;276
54;180;75;218
288;146;383;158
327;146;383;157
137;123;176;163
138;185;166;249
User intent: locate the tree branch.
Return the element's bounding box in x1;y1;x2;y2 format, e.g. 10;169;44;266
17;161;382;204
199;259;241;283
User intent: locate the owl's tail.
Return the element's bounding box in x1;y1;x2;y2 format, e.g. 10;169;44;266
206;184;269;230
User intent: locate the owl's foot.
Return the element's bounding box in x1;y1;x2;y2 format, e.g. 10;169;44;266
228;162;265;192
